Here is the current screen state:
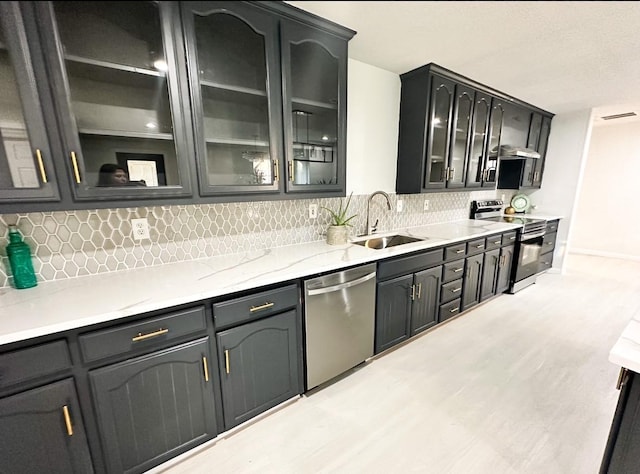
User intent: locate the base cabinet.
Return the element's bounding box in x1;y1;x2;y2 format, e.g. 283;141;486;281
216;310;301;430
89;338;218;474
462;253;484;311
375;274;413;353
0;378;93;474
496;245;515;294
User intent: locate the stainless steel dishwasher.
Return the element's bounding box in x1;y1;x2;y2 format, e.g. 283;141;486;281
304;263;377;390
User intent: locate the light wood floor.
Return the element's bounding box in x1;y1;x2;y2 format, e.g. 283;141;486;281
156;254;640;474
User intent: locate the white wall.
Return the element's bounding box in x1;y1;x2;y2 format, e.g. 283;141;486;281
346;59;401;194
570;120;640;260
529;109;593;272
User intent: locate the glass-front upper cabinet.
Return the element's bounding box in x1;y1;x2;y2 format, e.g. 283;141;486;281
447;85;474;189
0;2;60;203
465;92;491;188
36;1;192;200
181;2;281;195
280;19;348;193
424;75;455;190
482;99;504;187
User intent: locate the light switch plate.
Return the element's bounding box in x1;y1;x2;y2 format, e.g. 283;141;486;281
131;218;150;240
309;203;318;219
396;199;404;213
423;200;430;211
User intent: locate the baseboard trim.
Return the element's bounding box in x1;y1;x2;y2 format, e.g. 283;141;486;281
569;248;640;262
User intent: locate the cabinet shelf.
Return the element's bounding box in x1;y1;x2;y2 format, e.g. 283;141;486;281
292;97;337;111
205;137;269;147
65;55;167;91
200;80;266;97
65;54;165;77
78;128;174;140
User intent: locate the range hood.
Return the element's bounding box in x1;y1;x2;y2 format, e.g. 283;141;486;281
490;144;540;159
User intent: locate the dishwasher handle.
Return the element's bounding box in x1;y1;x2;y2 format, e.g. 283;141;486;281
306;271;376;296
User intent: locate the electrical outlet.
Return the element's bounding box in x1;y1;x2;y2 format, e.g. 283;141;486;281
309;203;318;219
423;199;430;211
396;199;404;213
131;218;150;240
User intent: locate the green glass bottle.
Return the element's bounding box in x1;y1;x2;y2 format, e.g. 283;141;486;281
6;225;37;289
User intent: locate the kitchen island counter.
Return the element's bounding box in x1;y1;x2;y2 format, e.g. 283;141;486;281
0;219;522;346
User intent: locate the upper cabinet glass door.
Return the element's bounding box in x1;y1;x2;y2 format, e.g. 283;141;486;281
0;2;59;203
182;2;281;195
281;19;347;193
447;85;473;188
425;76;454;189
38;1;191;200
482;100;503;187
465;92;491;188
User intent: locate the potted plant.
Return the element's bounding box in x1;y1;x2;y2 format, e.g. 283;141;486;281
322;192;357;245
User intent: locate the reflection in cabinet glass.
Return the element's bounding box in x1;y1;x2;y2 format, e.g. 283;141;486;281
465;94;490;188
483;101;504;187
427;78;454;187
0;3;60;202
43;1;192;198
186;3;281;193
448;87;473;188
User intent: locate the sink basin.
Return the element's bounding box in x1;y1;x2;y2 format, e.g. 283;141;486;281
352;234;424;250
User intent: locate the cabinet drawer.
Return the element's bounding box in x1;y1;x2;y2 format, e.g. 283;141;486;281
377;249;443;280
0;340;71;389
502;231;517;246
214;284;299;330
442;259;465;283
441;278;463;304
485;235;503;251
440;298;461;323
444;243;466;261
467;238;486;255
546;220;559;233
79;306;207;363
542;231;557;253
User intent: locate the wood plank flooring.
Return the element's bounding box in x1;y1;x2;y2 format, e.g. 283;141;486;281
155;254;640;474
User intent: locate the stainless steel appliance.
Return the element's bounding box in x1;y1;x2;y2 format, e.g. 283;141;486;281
470;200;547;293
304;264;376;390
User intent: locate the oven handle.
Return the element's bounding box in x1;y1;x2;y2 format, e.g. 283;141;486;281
520;230;546;241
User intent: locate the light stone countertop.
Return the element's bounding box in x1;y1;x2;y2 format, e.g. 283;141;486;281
610;308;640;374
0;219;522;347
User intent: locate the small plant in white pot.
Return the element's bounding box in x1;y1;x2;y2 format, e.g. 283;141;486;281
322;193;357;245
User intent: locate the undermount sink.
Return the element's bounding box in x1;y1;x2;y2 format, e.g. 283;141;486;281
352;234;424;250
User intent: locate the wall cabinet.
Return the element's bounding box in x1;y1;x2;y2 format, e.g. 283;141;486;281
375;249;443;353
1;1;355;213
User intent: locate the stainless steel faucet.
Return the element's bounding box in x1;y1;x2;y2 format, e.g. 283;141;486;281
365;190;392;236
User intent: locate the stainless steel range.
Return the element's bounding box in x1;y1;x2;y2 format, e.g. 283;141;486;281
470;200;547;293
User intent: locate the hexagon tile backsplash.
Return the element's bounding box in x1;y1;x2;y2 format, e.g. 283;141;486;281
0;190;508;288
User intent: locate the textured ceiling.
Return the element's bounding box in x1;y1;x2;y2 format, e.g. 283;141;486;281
287;1;640;119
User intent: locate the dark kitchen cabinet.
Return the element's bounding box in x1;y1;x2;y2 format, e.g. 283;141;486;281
89;337;218;474
375;249;444;353
500;102;530;149
600;368;640;474
479;248;500;302
496;244;515;294
36;1;195;201
423;75;455;189
462;252;484;311
0;2;61;203
531;115;552;188
480;235;515;301
0;378;93;473
217;309;300;429
482;98;504;187
465;92;492;188
280;18;350;193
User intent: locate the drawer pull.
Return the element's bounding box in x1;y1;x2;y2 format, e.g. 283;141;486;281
225;350;230;374
36;149;48;183
131;328;168;342
250;302;275;313
475;244;484;249
455;249;464;254
493;240;501;245
62;405;73;436
202;356;209;382
451;287;461;293
453;268;463;273
510;236;516;240
546;242;553;246
449;307;459;314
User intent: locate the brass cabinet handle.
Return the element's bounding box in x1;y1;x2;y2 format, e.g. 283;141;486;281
455;249;464;254
35;149;48;183
202;356;209;382
476;244;484;249
224;349;230;374
451;287;461;293
410;284;416;301
131;328;168;342
250;302;275;313
288;160;294;182
453;267;463;273
416;283;422;299
449;307;459;313
70;151;81;183
448;167;455;181
273;159;279;182
62;405;73;436
546;242;553;246
493;240;501;245
534;171;539;182
442;167;449;181
616;367;629;390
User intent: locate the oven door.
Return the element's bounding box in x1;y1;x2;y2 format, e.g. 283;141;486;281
514;232;545;282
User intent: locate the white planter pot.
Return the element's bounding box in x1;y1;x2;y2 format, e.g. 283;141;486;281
326;225;349;245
